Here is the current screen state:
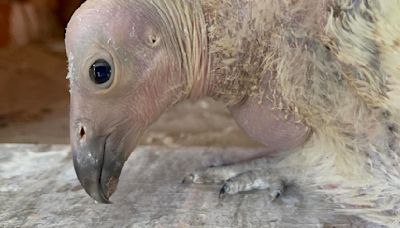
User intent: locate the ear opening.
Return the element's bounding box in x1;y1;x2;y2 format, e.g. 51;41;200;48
147;34;161;47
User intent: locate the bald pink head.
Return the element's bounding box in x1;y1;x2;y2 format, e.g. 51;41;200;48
66;0;199;203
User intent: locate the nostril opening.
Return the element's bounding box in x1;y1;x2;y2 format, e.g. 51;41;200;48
79;127;86;139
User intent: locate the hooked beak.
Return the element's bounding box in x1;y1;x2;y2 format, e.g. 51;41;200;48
72;125;125;203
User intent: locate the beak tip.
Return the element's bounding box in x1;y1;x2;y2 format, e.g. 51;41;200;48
72;141;123;205
93;196;112;204
84;185;113;204
74;164;114;204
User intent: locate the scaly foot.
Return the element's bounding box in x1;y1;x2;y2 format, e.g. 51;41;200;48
184;159;285;200
219;170;284;200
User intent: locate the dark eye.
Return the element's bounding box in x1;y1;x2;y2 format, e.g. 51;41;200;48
89;59;112;85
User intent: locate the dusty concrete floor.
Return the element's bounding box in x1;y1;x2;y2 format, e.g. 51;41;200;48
0;43;259;147
0;144;359;227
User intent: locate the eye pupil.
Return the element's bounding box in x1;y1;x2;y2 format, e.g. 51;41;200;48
89;59;112;84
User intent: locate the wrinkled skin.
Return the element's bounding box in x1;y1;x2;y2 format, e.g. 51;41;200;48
66;0;190;202
66;0;309;203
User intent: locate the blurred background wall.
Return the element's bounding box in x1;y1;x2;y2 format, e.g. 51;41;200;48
0;0;83;47
0;0;84;143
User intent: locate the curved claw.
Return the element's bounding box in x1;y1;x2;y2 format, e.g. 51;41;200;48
181;174;195;184
219;184;227;198
270;190;282;200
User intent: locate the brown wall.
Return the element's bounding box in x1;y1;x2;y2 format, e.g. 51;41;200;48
0;2;11;46
0;0;83;47
56;0;84;28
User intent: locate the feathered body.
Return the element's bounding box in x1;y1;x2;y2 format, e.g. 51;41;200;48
201;0;400;225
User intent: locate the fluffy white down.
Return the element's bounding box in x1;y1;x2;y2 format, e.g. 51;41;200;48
202;0;400;225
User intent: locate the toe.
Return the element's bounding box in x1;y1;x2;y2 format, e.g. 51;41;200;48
182;173;195;184
270;189;281;200
219;184;227;198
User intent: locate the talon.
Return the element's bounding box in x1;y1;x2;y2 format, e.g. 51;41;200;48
219;184;227;198
181;178;187;184
271;190;281;200
182;174;195;184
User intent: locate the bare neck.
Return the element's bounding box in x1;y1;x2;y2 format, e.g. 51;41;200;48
150;0;210;100
152;0;297;105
